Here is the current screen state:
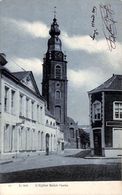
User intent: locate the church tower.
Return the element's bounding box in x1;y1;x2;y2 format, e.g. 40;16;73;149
42;16;68;133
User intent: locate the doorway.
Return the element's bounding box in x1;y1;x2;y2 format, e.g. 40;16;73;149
45;133;50;155
93;129;102;156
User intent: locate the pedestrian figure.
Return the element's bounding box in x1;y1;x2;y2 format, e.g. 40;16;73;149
46;146;49;155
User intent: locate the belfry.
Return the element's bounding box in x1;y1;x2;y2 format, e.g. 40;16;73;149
42;15;68;135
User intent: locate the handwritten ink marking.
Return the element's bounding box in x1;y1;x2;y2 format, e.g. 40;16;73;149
90;6;99;40
99;4;117;51
92;6;97;14
90;29;99;40
91;14;95;27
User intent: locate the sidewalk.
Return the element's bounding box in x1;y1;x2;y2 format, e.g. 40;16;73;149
0;153;121;173
0;159;13;165
85;156;122;159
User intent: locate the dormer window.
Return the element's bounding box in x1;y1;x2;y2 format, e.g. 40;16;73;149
92;101;101;121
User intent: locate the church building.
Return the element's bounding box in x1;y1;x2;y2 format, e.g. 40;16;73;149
42;16;79;147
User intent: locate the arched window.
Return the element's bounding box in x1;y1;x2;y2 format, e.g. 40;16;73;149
92;101;101;121
55;106;61;122
70;128;74;138
55;65;61;79
55;90;61;99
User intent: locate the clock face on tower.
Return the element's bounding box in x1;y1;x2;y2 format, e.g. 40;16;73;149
55;51;62;60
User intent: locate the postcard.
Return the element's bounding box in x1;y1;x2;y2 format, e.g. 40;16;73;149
0;0;122;194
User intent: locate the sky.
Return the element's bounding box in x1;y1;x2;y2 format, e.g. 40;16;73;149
0;0;122;125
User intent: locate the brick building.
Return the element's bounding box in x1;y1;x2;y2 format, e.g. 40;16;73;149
89;74;122;157
42;16;79;147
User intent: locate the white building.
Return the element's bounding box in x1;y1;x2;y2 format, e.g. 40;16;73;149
0;54;64;160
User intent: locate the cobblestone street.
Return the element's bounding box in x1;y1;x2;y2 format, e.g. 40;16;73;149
0;152;121;182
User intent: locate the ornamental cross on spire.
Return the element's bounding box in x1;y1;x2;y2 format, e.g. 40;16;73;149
54;6;56;18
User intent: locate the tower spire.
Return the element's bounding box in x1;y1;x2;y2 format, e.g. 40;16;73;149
49;7;60;37
54;6;57;19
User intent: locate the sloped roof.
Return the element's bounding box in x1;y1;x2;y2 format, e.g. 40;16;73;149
89;74;122;94
12;71;41;96
66;116;78;126
45;109;55;119
0;66;45;101
12;71;30;81
0;53;8;66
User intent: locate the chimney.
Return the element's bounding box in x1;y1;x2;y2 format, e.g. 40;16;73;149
0;53;8;66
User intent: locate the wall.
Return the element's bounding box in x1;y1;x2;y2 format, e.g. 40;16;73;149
105;149;122;157
0;70;2;154
104;91;122;148
0;73;64;160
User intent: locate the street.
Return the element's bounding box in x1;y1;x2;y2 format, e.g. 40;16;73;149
0;152;121;182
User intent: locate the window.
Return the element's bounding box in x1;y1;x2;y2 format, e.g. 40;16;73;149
55;65;61;79
11;125;16;152
92;101;101;121
4;124;11;152
32;129;35;150
54;135;56;150
20;127;26;150
70;128;74;138
31;101;34;120
26;98;29;118
38;131;41;150
40;106;43;123
19;94;23;116
113;128;122;148
37;105;39;122
41;132;44;150
26;128;31;150
19;126;23;151
4;86;9;112
55;106;61;122
11;90;15;114
55;90;61;99
113;102;122;120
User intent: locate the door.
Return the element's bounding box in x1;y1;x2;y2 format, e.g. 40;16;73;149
45;133;50;155
93;129;102;156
